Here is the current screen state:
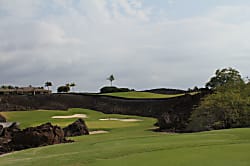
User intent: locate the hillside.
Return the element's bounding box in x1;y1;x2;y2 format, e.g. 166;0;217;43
100;91;184;98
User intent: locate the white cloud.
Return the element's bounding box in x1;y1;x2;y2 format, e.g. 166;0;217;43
168;0;176;5
0;0;42;18
209;5;250;24
0;1;250;91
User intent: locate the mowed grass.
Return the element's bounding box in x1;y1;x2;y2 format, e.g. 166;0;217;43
0;108;250;166
1;109;141;130
100;91;184;98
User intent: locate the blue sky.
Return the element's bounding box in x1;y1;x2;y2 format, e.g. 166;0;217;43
0;0;250;92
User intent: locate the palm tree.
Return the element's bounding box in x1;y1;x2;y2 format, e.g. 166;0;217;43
70;82;76;92
45;81;52;90
107;74;115;86
66;83;70;87
65;83;71;93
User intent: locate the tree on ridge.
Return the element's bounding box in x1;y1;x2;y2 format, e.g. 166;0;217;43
45;81;52;90
107;74;115;87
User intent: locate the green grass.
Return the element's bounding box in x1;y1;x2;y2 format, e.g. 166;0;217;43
1;108;250;166
1;109;141;130
100;91;184;98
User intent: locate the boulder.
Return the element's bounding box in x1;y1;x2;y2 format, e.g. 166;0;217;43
12;123;69;150
63;119;89;137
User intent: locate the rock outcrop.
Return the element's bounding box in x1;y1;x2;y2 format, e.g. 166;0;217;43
12;123;70;150
0;118;91;155
63;119;89;137
0;122;20;155
0;122;20;138
0;122;78;155
0;90;210;132
156;93;208;132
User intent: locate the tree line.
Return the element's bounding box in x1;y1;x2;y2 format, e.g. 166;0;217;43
0;82;76;93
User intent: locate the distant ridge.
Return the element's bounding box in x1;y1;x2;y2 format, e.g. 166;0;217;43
142;88;186;95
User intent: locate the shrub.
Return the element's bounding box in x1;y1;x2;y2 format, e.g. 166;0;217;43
100;86;133;93
57;86;70;93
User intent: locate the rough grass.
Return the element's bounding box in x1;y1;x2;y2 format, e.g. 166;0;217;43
1;108;250;166
100;91;184;98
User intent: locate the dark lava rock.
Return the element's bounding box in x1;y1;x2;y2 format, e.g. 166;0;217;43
0;122;20;138
63;119;89;137
0;122;20;155
0;140;12;155
0;122;74;155
12;123;69;150
0;125;10;155
0;125;3;136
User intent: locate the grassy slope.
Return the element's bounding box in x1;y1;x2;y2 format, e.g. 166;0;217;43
0;109;250;166
100;91;184;98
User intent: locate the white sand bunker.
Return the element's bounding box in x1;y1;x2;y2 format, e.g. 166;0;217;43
51;114;87;119
89;130;109;135
99;118;142;122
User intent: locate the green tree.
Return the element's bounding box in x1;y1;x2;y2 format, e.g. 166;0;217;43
66;83;70;87
205;67;244;89
7;85;14;89
45;81;52;90
244;76;250;84
1;85;8;89
107;74;115;86
188;81;250;132
70;82;76;92
57;86;70;93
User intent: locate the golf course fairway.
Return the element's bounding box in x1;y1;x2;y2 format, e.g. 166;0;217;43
0;108;249;166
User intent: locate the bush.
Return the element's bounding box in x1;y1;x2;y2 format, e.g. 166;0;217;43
57;86;70;93
100;86;134;93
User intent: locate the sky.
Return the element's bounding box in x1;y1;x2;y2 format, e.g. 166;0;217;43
0;0;250;92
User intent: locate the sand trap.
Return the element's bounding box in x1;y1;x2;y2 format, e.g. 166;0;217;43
51;114;87;119
99;118;142;122
89;130;109;135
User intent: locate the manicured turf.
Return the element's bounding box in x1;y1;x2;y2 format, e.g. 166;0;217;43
1;108;250;166
100;91;184;98
1;109;141;130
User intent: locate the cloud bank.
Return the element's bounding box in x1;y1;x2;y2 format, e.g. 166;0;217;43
0;0;250;92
